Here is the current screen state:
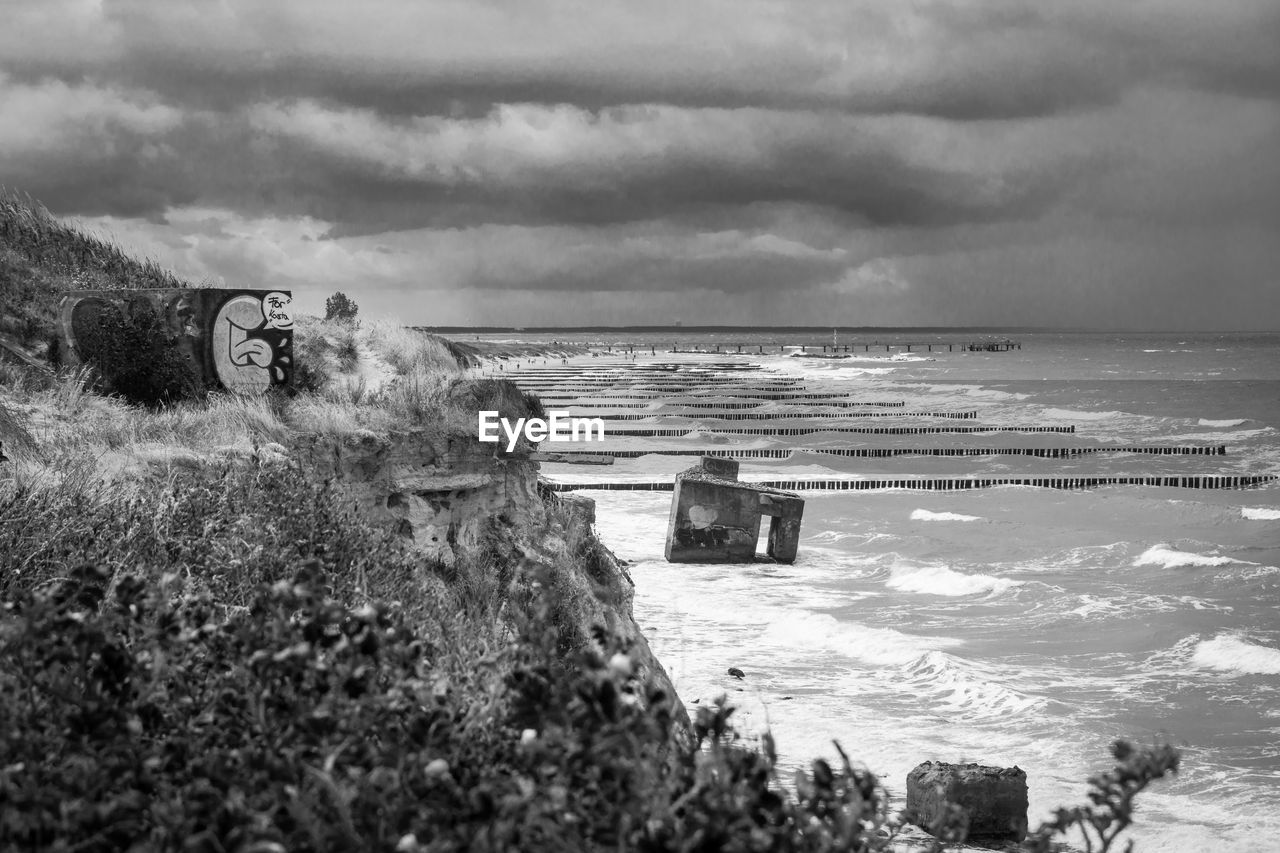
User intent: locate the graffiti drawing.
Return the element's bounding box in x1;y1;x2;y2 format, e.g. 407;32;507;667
56;288;294;400
212;293;293;394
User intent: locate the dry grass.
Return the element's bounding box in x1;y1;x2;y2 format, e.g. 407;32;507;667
0;314;539;487
365;319;471;376
0;188;192;292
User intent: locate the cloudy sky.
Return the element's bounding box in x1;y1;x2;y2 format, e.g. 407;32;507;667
2;1;1278;328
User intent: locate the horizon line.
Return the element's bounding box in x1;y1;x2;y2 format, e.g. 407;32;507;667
411;324;1280;334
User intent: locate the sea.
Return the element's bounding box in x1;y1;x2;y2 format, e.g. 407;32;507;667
467;329;1280;852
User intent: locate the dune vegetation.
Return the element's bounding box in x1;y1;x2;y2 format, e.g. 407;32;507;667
0;191;1179;852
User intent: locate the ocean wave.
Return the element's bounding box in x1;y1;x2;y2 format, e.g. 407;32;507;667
1062;592;1228;620
910;509;982;522
1066;595;1123;618
1198;418;1247;427
1242;507;1280;520
1133;545;1244;569
1042;407;1126;421
806;530;898;546
886;563;1019;597
1153;428;1272;442
901;650;1045;716
758;611;961;666
1054;543;1127;567
1191;635;1280;675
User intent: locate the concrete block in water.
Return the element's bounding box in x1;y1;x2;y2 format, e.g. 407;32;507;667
665;455;804;564
905;761;1028;842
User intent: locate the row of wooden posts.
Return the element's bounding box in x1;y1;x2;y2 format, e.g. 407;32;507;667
537;446;1229;460
583;340;1021;354
544;475;1276;492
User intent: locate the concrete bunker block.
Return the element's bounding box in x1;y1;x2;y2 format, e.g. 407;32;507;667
665;456;803;564
56;288;293;395
905;761;1028;842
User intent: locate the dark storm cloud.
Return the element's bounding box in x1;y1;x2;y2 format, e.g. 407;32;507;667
0;71;1090;232
238;100;1088;233
1;0;1278;327
2;0;1277;231
6;1;1280;125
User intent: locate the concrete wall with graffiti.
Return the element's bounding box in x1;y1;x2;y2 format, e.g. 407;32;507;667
56;288;293;398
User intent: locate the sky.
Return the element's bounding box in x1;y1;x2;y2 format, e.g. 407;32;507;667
2;1;1278;329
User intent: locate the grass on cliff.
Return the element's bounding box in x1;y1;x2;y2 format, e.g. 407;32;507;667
0;190;195;357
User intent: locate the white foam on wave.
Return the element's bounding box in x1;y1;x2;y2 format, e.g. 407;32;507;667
1191;635;1280;675
1242;507;1280;520
1052;543;1127;569
900;650;1046;716
887;563;1020;597
1042;407;1126;421
806;530;898;546
1133;545;1243;569
1155;428;1271;442
910;508;982;522
758;611;961;666
762;357;904;381
1066;594;1123;618
1198;418;1247;427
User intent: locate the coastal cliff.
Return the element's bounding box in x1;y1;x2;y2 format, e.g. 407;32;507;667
290;427;686;725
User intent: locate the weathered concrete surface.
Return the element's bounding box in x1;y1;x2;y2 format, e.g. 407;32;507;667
906;761;1028;842
291;429;540;565
665;456;804;564
57;288;293;395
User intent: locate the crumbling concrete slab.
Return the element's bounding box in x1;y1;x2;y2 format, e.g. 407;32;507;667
905;761;1028;842
665;456;804;564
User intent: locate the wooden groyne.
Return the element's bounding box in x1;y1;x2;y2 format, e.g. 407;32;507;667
538;392;906;402
542;474;1276;492
510;352;1279;496
555;400;908;410
660;340;1021;354
537;446;1229;461
603;425;1077;436
574;410;980;420
514;382;803;391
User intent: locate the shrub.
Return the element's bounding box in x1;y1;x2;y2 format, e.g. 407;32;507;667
334;328;361;373
0;563;514;852
70;296;204;406
324;291;359;323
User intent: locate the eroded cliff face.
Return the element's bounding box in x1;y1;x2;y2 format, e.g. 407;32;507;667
290;428;687;725
292;429;543;565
